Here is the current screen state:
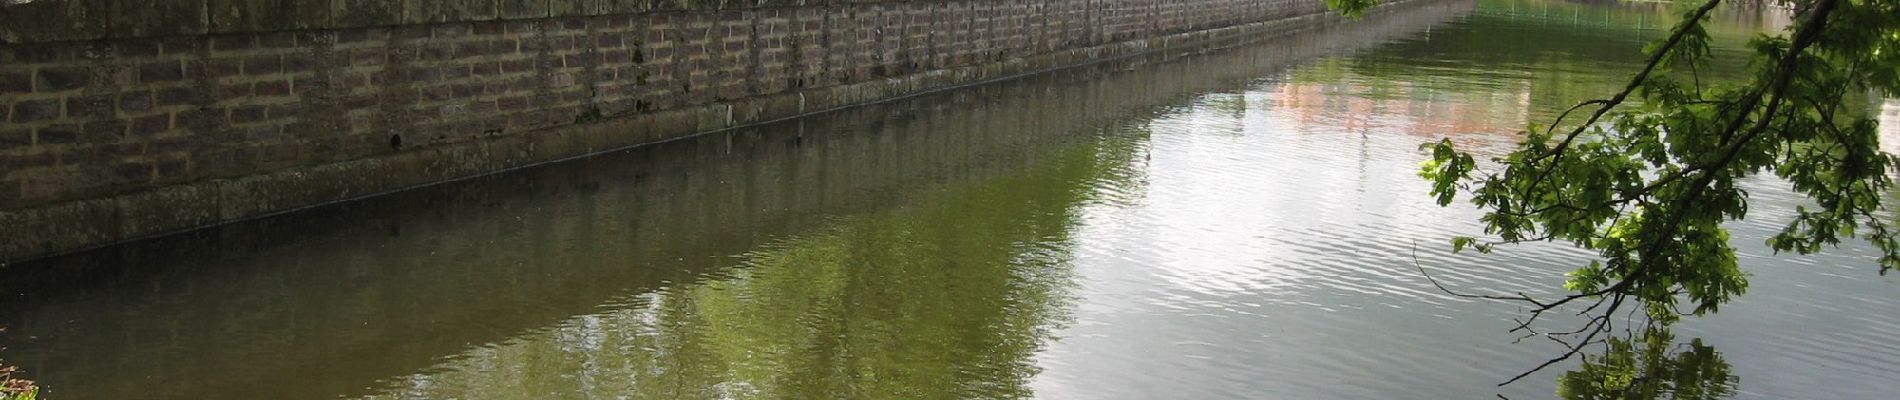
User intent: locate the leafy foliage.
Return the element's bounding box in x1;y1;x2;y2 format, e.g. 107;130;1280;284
1329;0;1386;18
1338;0;1900;386
0;363;33;400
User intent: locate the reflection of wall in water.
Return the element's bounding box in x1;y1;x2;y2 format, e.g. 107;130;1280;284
1272;79;1533;139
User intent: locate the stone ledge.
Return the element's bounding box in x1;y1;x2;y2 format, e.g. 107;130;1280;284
0;0;941;44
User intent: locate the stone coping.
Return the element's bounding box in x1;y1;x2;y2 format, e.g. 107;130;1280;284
1;0;930;44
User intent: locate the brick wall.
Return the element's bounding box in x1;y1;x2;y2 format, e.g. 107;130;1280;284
0;0;1347;261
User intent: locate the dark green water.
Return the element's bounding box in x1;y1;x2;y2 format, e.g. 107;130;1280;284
3;0;1896;398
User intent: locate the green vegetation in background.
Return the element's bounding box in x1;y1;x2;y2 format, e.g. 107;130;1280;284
1296;0;1782;125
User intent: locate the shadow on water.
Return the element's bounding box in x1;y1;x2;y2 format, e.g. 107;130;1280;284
0;1;1478;398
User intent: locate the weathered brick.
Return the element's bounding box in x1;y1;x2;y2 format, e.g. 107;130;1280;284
285;54;316;73
442;65;472;80
211;35;256;52
0;70;31;93
0;179;19;205
266;103;302;118
65;95;116;120
2;152;56;171
54;146;92;167
335;0;402;28
150;135;199;153
247;125;282;140
10;99;61;123
1;45;62;64
129;114;172;137
140;61;186;83
154;157;189;178
187;147;241;176
119;91;155;112
391;26;433;40
114;161;154;184
230;105;268;123
158;37;206;56
190;58;244;78
35;66;89;92
473;21;506;36
0;129;31;150
259;34;297;49
334;29;370;44
155;87;203;106
254;80;292;97
175;109;225;132
215;83;251;100
244;55;284;75
116;41;163;58
35;125;80;144
82;119;128;142
100;142;145;159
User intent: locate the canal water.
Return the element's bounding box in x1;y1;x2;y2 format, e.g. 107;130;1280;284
3;0;1896;398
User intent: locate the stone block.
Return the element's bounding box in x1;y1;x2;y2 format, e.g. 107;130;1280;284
65;95;115;120
114;0;209;38
210;0;334;33
139;61;186;83
598;0;649;14
115;41;163;58
35;66;90;92
35;125;79;144
756;0;802;9
334;0;403;28
403;0;498;24
155;87;203;106
230;105;269;123
0;0;111;43
497;0;547;19
119;91;154;112
0;128;30;150
549;0;590;16
10;99;60;123
129;114;172;137
82;119;127;142
0;70;30;93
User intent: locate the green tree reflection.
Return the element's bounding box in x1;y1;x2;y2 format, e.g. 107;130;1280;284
1557;327;1738;400
358;124;1147;400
